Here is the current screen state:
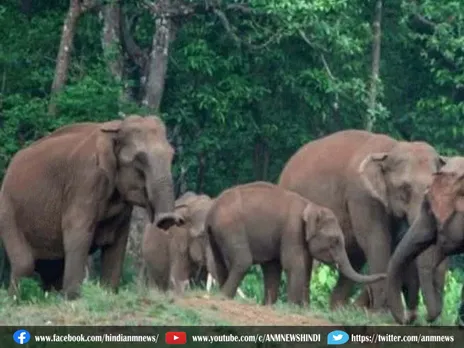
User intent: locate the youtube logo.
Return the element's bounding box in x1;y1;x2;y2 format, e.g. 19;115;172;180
165;331;187;345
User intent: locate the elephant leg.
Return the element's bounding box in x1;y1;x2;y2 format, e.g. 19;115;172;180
348;200;391;310
261;260;282;305
364;239;390;311
1;221;35;297
61;208;99;300
100;212;132;291
302;256;313;306
354;288;371;308
220;251;252;299
285;253;310;306
62;232;94;300
402;262;419;324
331;249;366;309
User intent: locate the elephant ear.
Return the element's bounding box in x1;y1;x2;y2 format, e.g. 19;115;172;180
100;120;122;133
358;153;389;209
302;203;321;242
95;121;122;177
174;204;190;222
427;172;464;227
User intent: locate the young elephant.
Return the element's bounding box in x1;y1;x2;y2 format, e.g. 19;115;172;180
142;223;202;293
206;182;386;305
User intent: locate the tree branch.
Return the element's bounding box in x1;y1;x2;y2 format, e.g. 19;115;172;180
120;10;148;69
298;29;328;53
214;8;277;50
213;8;242;48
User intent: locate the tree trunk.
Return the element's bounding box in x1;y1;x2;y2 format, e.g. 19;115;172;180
366;0;382;131
196;152;206;193
253;138;270;181
142;9;174;111
101;1;123;81
48;0;82;115
48;0;99;115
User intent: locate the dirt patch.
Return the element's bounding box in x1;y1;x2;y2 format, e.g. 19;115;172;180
176;295;334;326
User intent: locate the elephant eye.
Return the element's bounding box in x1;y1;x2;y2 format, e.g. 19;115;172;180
399;183;412;202
134;152;148;164
135;167;145;179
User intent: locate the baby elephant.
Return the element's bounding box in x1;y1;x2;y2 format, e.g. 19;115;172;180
206;182;386;306
142;224;204;293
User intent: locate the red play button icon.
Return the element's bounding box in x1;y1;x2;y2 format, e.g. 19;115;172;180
165;331;187;345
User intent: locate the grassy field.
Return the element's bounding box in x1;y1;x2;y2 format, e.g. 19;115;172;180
0;265;460;327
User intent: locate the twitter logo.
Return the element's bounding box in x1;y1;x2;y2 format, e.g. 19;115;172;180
327;330;349;345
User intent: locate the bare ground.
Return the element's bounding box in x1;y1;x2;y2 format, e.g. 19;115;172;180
176;295;335;326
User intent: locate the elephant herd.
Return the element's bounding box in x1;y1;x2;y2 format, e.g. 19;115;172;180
0;115;463;326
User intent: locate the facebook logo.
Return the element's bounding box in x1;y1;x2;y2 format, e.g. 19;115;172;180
13;330;31;344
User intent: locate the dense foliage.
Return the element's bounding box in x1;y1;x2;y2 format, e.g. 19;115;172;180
0;0;463;316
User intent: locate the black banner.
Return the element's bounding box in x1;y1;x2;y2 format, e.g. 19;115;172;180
3;326;463;347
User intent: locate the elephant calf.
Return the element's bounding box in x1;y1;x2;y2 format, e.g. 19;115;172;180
206;181;386;306
142;223;201;293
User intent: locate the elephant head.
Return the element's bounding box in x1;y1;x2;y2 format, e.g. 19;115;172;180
358;141;446;225
303;203;386;284
171;193;214;282
98;115;181;230
175;193;214;237
387;157;464;324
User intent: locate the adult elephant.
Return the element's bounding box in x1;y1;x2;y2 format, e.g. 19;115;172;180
278;129;447;315
387;157;464;325
0;115;181;299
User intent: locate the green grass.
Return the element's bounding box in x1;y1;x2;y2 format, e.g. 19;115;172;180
0;263;461;327
0;281;231;326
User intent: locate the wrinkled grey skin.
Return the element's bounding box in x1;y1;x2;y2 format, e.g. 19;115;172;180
387;157;464;324
0;115;181;299
206;182;385;306
278;129;447;317
142;191;214;293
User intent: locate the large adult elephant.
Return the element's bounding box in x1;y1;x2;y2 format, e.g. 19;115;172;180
387;157;464;325
278;129;447;315
0;115;181;299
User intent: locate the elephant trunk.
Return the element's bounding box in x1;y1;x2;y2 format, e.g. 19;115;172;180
417;246;447;323
333;248;386;284
386;212;436;324
146;164;179;229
